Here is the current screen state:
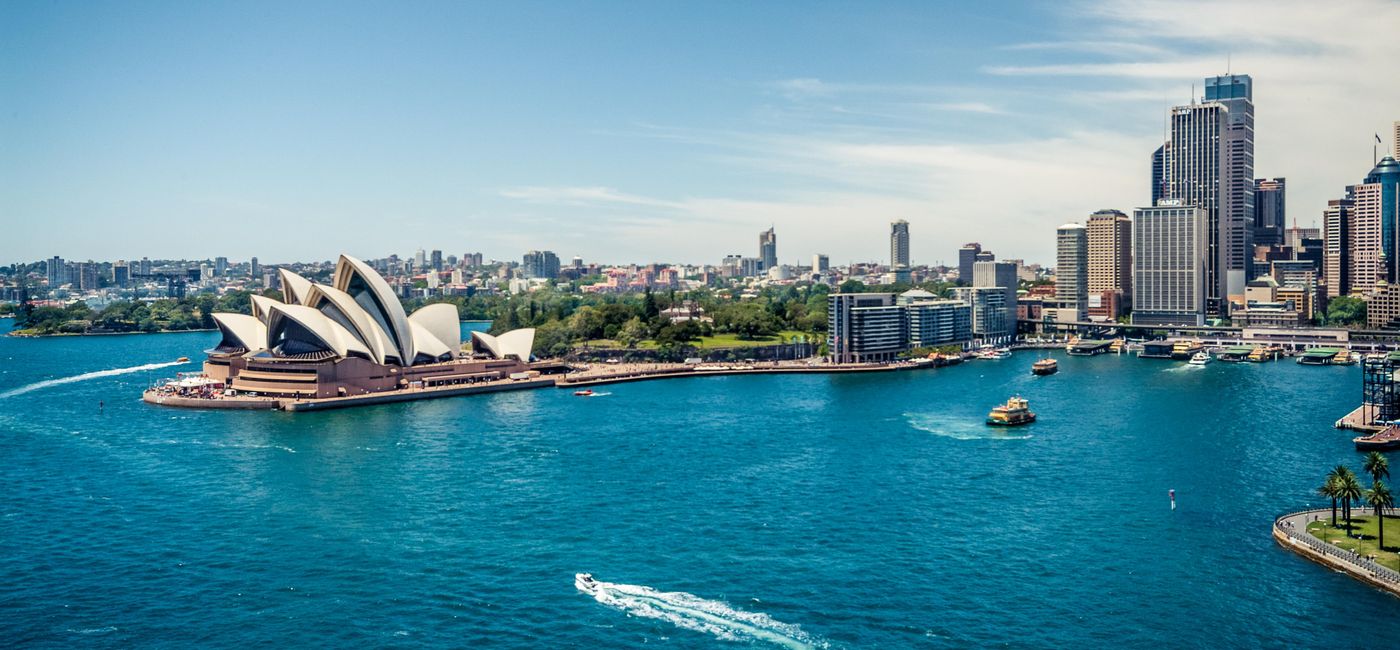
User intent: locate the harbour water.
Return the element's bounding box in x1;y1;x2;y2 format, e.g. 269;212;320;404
3;319;1399;647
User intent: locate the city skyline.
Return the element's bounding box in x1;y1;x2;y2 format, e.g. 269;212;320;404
4;1;1400;266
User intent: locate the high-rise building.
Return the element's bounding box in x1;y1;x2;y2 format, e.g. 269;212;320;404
1056;223;1088;322
46;256;64;288
1151;144;1169;205
430;250;443;272
1394;121;1400;160
112;261;130;288
1132;203;1208;326
975;250;995;263
972;260;1017;338
571;256;584;269
1254;178;1286;247
827;293;906;363
812;254;829;273
1086;209;1132;318
906;299;972;348
889;220;910;268
1160;74;1254;315
250;256;260;280
214;256;228;277
521;250;560;279
759;227;777;271
139;257;152;276
957;243;981;285
414;249;426;270
1364;157;1400;280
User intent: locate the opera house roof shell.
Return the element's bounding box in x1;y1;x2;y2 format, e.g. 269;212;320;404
211;254;534;365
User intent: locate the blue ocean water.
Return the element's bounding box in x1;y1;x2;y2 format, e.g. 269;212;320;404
2;318;1397;648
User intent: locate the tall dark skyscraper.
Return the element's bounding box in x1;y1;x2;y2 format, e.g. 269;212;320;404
430;250;443;272
1254;178;1285;247
758;227;777;271
1151;144;1168;205
1158;73;1254;315
957;243;981;285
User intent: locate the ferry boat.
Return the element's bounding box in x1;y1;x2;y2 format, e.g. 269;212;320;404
1188;351;1212;366
986;396;1036;426
573;389;595;397
1031;358;1058;376
1170;340;1204;360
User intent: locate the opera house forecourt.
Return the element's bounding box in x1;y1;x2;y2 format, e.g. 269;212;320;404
143;254;545;412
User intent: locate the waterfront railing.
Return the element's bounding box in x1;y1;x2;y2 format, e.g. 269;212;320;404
1274;510;1400;587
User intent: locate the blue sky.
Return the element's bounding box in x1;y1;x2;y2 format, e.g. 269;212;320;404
4;0;1398;266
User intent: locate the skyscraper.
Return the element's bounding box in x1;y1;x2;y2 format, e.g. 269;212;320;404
812;254;829;273
1364;157;1400;280
1394;121;1399;160
46;256;64;288
522;250;560;279
214;256;228;277
431;250;443;272
250;257;260;280
1254;178;1286;247
1133;203;1207;326
414;249;426;270
889;220;910;268
112;261;130;288
758;227;777;271
1086;209;1132;318
1205;75;1256;282
1323;198;1353;298
957;243;981;285
139;257;151;276
1151;144;1169;206
1056;223;1088;322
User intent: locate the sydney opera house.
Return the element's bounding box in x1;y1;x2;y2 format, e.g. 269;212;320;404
191;254;537;402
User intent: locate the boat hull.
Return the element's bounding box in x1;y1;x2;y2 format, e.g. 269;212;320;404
987;414;1036;426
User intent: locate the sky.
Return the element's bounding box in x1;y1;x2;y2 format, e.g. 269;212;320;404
3;0;1399;267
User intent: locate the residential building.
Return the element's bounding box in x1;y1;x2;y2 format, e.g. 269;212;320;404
759;227;777;271
812;254;829;273
1056;223;1088;321
890;220;910;268
112;261;130;288
1132;203;1208;326
1086;209;1131;318
431;250;443;272
46;255;64;288
214;256;228;277
250;257;260;280
906;299;972;348
521;250;560;279
827;293;907;363
955;287;1010;342
958;243;981;285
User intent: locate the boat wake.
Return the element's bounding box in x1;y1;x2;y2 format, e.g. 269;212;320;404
905;413;1032;440
0;361;186;399
578;576;826;648
584;392;612;398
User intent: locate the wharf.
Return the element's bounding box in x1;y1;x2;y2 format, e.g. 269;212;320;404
1066;339;1113;356
1335;405;1384;433
555;359;940;388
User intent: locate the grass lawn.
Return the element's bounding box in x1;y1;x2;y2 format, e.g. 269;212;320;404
1307;514;1400;572
581;330;814;351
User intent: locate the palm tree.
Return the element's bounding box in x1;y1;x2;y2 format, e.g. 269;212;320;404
1319;475;1341;527
1367;480;1395;551
1365;451;1391;485
1337;471;1365;534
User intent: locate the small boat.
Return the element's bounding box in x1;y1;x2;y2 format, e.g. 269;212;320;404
176;357;190;363
1188;351;1211;366
987;396;1036;426
1031;358;1058;376
1355;427;1400;451
976;346;1012;360
573;389;594;397
575;572;600;594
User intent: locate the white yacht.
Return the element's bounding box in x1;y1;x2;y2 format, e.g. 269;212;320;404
575;573;600;594
1188;351;1212;366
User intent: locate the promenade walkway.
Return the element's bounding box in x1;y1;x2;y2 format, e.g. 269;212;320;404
1274;509;1400;597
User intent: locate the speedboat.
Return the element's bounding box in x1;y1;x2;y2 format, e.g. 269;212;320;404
1188;351;1211;366
574;389;594;397
575;573;600;594
176;357;190;363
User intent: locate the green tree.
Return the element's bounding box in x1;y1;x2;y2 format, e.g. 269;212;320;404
839;279;866;294
642;288;659;320
1320;472;1341;527
1337;467;1364;532
1365;451;1391;484
1366;480;1395;551
617;317;648;349
1326;295;1367;327
568;306;605;341
531;320;573;358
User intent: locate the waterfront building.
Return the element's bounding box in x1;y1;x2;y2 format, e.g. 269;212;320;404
1086;209;1132;319
896;289;937;306
972;260;1016;337
1254;178;1285;247
1235;276;1305;328
890;220;910;269
203;255;536;399
759;227;778;271
1132;203;1208;326
827;293;907;363
812;254;829;273
522;250;560;279
1056;223;1088;322
1367;280;1400;330
955;287;1010;342
906;299;972;349
958;243;981;285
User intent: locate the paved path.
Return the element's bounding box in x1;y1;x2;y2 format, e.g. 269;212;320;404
1274;508;1400;596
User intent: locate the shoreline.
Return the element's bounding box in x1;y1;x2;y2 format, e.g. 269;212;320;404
1274;509;1400;598
8;327;217;338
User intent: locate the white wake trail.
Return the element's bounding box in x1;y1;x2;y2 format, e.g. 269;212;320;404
580;577;827;648
0;361;186;399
